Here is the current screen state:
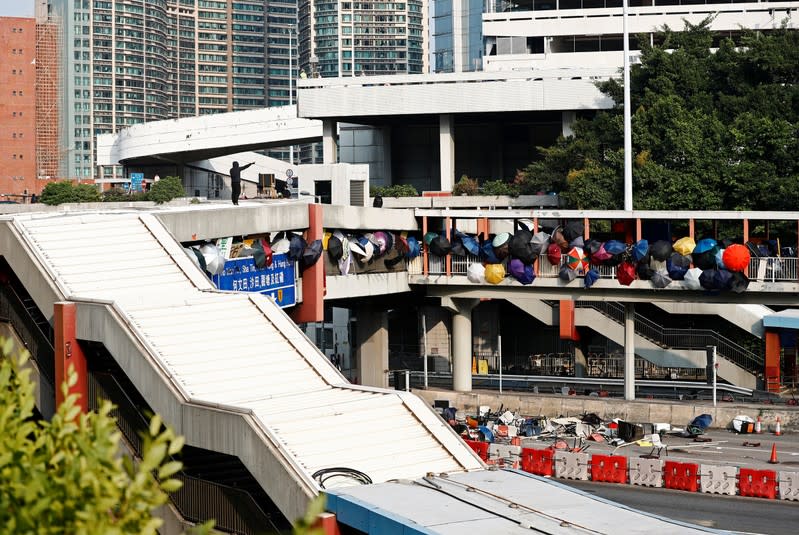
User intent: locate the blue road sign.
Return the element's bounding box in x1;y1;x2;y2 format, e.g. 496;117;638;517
212;253;296;308
130;172;144;192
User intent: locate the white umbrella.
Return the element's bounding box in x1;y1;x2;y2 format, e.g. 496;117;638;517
684;267;702;290
200;243;226;275
467;262;485;283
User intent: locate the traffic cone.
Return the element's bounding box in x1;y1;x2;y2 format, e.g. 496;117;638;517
755;416;762;434
775;416;782;436
768;443;779;464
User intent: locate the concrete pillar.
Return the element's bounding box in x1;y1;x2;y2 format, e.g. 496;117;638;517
54;302;88;415
381;126;392;184
439;114;455;192
446;298;478;392
562;111;577;137
574;340;587;378
624;302;635;400
323;119;338;164
356;306;389;388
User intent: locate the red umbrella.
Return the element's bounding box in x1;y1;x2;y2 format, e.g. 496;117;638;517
616;261;636;286
547;243;562;265
722;243;750;272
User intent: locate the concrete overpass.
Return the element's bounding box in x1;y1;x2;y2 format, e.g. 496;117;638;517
98;68;615;191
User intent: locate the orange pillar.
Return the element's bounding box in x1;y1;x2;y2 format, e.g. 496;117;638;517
689;219;695;240
290;204;325;323
743;219;749;244
635;218;642;241
314;513;341;535
54;302;88;414
765;330;781;393
533;217;538;234
559;300;579;341
583;217;590;240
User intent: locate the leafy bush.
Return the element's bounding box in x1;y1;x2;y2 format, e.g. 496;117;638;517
40;181;101;205
148;176;185;204
370;184;419;197
480;179;519;197
0;339;198;534
102;187;147;202
451;175;478;196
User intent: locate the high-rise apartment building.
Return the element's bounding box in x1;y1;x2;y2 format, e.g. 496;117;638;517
42;0;297;183
298;0;428;77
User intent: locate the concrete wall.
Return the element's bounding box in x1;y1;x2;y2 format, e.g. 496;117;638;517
321;204;418;231
297;163;370;206
414;388;799;431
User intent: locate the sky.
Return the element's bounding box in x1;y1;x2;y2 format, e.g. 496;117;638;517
0;1;35;18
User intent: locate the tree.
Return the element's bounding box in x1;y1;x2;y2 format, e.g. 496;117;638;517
516;21;799;210
40;181;102;205
0;339;195;534
148;175;186;204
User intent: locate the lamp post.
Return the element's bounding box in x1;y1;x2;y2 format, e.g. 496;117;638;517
288;25;295;165
623;0;632;211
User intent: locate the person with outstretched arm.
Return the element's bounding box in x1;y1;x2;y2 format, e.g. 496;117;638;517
230;160;255;205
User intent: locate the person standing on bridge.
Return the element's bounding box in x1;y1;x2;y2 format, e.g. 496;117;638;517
230;161;255;205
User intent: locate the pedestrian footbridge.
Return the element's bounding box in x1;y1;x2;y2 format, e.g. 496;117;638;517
0;210;482;522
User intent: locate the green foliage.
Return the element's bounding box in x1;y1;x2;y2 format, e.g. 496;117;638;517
452;175;479;196
103;187;148;202
515;21;799;210
292;495;326;535
370;184;419;197
148;176;186;204
0;339;194;535
480;179;519;197
40;181;101;205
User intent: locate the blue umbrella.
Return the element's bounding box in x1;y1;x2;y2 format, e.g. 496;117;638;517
460;233;480;256
405;236;421;259
667;253;690;280
694;238;718;255
632;239;649;262
583;268;600;288
604;240;626;255
480;240;500;263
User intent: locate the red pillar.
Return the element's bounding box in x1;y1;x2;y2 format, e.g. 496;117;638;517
422;216;429;277
559;300;579;341
54;302;88;414
765;329;781;393
290;204;325;323
314;512;341;535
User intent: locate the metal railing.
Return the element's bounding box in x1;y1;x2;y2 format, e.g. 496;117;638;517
89;372;279;535
0;284;55;384
576;300;764;371
415;249;799;285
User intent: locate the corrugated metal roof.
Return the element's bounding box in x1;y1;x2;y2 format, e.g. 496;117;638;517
13;212;482;491
328;470;728;535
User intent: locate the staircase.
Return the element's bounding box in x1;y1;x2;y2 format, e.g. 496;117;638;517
507;297;759;389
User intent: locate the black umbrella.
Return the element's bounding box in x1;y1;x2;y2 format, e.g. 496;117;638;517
530;232;550;257
384;252;405;269
429;235;452;257
584;239;602;257
651;270;672;289
509;229;535;264
650;240;673;262
637;262;655;281
302;239;323;268
288;233;307;262
692;249;718;270
327;235;343;262
730;271;749;293
450;240;466;256
558;264;576;282
562;220;584;243
713;269;734;290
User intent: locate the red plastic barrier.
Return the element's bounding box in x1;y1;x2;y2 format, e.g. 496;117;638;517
739;469;777;499
520;448;554;476
465;439;489;461
590;454;628;483
663;461;699;492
